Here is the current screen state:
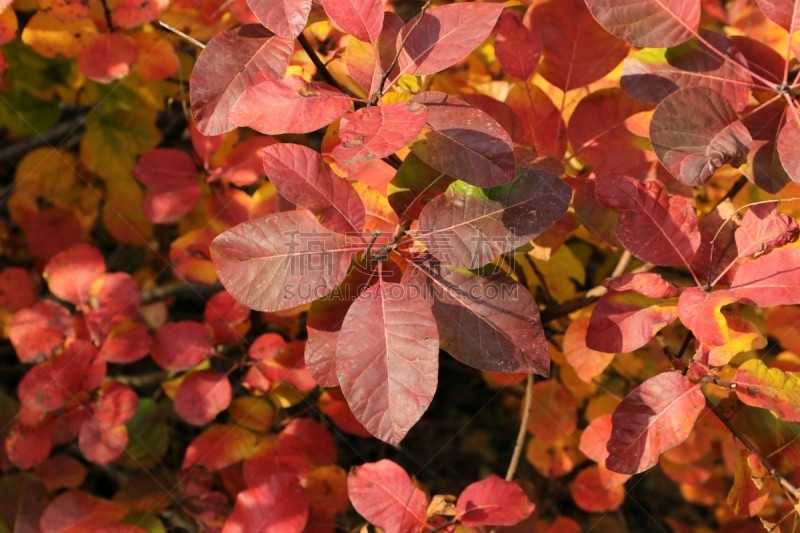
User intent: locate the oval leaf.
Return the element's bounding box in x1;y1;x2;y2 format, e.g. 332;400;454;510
584;0;700;47
455;475;534;526
347;460;427;533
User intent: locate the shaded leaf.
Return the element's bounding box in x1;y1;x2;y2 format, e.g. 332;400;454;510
727;451;769;516
584;0;700;47
527;380;577;440
263;143;365;234
388;153;453;222
247;0;312;39
347;459;427;533
569;465;626;512
231;76;353;135
732;359;800;422
79;420;128;465
182;424;258;470
505;82;566;159
205;290;251;345
397;2;503;76
755;0;800;31
0;473;47;532
455;475;534;526
407;256;549;375
579;413;613;464
495;10;541;81
40;491;126;533
409;92;516;187
221;475;308;533
678;288;740;346
730;248;800;307
564;317;615;383
0;267;37;312
134;148;201;224
336;265;439;445
606;372;705;474
650;86;752;187
211;210;361;312
690;199;739;285
151;321;212;371
529;0;629;91
743;99;791;193
331;101;428;169
778;113;800;183
417;167;571;269
190;25;294;135
596;174;700;267
621;31;753;112
34;455;87;491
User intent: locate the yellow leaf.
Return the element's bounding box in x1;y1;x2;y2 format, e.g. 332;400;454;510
80;108;160;179
102;174;153;244
14;147;82;207
21;11;97;59
0;7;18;45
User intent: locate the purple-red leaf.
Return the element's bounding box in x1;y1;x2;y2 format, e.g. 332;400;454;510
221;475;309;533
210;210;360;312
409;92;515;187
230;76;353;135
650;87;752;187
417;167;571;269
322;0;382;43
347;460;427;533
174;370;233;426
606;372;705;474
151;321;212;371
621;31;753;112
690;199;739;285
755;0;800;31
262;143;366;234
735;202;800;259
528;0;628;91
407;257;549;376
730;248;800;307
397;2;504;76
743;100;792;193
455;475;535;526
595;174;700;268
246;0;311;39
778;113;800;183
584;0;700;47
134;148;201;223
495;10;541;81
336;266;439;445
190;25;294;135
331;101;428;169
505;82;566;159
388;153;454;222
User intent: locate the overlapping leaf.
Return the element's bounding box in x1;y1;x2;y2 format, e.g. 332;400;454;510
347;460;427;533
778;113;800;183
387;153;453;222
732;359;800;422
505;82;566;159
584;0;701;47
322;0;382;43
735;202;799;258
730;248;800;307
564;317;616;383
221;475;308;533
495;10;541;81
247;0;312;38
417;167;571;269
455;475;535;526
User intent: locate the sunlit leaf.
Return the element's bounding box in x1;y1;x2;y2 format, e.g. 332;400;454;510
455;475;534;526
584;0;700;47
732;359;800;422
347;460;427;533
495;10;541;81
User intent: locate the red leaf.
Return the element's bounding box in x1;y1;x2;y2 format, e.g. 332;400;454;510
397;2;503;76
244;335;315;393
279;418;337;466
5;420;54;469
347;460;427;533
336;267;439;445
409;92;515;187
78;420;128;465
606;372;705;474
221;475;309;533
209;136;278;186
112;0;167;28
247;0;312;39
621;31;753;112
690;199;739;285
778;114;800;183
231;76;353;135
678;288;739;346
417;167;571;269
730;248;800;307
407;256;549;375
10;300;74;363
564;317;615;383
755;0;800;31
528;0;629;91
182;424;258;470
494;10;541;81
305;257;378;386
731;358;800;422
134;148;201;224
569;465;626;512
27;207;82;260
175;370;232;426
44;244;106;305
242;438;310;488
743;99;791;193
460;94;526;144
603;272;681;299
210;210;361;312
455;475;535;526
34;455;87;491
567;88;655;166
650;87;752;187
735;202;799;258
40;491;126;533
505;82;566;159
331;102;428;169
86;272;141;335
322;0;382;42
584;0;700;47
586;280;678;353
190;25;294;135
263;143;366;234
204;290;251;345
387;153;454;223
596;174;700;268
318;388;372;438
727;451;769;516
345;12;403;96
94;381;137;428
99;320;151;364
151;321;212;371
579;413;613;464
77;34;138;83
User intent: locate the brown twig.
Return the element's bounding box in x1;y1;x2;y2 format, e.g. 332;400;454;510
141;281;223;305
506;374;533;482
0;114;87;164
297;33;347;93
100;0;115;32
712;175;748;211
157;20;206;49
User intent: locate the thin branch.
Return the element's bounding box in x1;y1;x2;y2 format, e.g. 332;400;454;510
371;0;431;104
157;20;206;49
711;175;748;211
505;374;533;481
297;33;346;93
0;114;87;163
100;0;115;32
529;261;554;305
693;31;776;89
706;398;800;500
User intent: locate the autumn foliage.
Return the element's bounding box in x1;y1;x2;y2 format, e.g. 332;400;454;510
5;0;800;531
